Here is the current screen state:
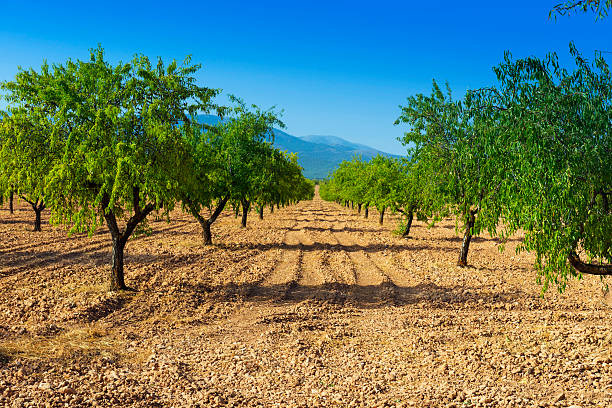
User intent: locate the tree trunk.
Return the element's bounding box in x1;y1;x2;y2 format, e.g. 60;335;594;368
241;199;250;228
34;208;42;232
457;211;476;267
364;206;369;219
270;205;274;214
9;191;14;214
202;221;212;245
110;237;127;291
402;211;414;238
351;201;354;209
25;198;45;232
187;195;229;246
259;206;264;220
358;203;362;214
102;191;155;291
568;251;612;276
379;207;385;225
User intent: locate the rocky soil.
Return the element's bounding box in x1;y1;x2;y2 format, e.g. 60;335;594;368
0;192;610;407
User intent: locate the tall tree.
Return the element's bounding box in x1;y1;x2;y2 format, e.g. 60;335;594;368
27;47;219;291
473;46;611;291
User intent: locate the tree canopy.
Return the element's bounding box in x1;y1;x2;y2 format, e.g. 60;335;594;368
321;45;611;292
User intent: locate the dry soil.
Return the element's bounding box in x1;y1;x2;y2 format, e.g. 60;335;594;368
0;192;610;407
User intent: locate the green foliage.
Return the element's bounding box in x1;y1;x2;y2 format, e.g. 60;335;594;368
323;45;611;292
320;155;421;230
36;47;218;235
396;80;510;252
1;45;220;289
0;62;66;227
551;0;611;19
471;45;612;291
181;96;313;239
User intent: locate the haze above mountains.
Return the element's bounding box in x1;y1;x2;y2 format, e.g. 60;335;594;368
197;115;402;179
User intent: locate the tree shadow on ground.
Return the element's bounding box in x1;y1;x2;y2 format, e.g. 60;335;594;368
0;241;112;278
0;218;32;226
283;226;383;233
141;279;540;313
215;241;457;254
437;235;523;244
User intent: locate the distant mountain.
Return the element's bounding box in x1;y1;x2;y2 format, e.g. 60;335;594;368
195;114;401;179
300;135;380;153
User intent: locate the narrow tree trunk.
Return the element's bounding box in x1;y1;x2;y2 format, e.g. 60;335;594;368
110;237;127;291
102;191;154;291
457;211;476;267
191;209;213;246
34;208;42;232
188;195;229;246
241;199;250;228
358;203;362;214
270;205;274;214
402;211;414;238
259;206;264;220
364;206;369;219
25;198;45;232
9;191;14;214
202;221;212;245
351;201;354;209
379;207;385;225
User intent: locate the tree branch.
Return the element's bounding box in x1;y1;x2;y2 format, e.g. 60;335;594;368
568;251;612;276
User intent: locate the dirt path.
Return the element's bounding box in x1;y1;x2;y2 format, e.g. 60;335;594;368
0;192;611;407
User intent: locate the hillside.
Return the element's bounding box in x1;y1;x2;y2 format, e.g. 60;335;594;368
197;115;401;179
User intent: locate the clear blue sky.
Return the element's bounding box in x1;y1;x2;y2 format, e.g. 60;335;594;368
1;1;611;155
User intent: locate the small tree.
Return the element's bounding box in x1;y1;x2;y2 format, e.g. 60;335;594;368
31;47;219;291
396;80;508;266
182;98;282;242
1;65;62;230
0;114;53;230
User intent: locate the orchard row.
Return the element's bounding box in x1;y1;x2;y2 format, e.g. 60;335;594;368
0;47;314;291
321;46;611;293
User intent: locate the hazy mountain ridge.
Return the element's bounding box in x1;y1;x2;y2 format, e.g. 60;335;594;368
196;115;401;179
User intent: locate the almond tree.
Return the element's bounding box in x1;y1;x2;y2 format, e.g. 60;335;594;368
474;46;611;290
396;80;508;266
1;64;62;230
0;114;52;230
364;155;399;225
182;98;283;242
20;47;219;291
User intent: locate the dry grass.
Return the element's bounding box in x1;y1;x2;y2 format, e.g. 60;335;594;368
0;324;123;361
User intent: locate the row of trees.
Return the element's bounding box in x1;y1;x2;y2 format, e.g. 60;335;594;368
0;47;314;291
319;156;423;236
321;46;611;292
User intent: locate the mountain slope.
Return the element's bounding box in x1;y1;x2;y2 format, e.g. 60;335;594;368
196;114;401;179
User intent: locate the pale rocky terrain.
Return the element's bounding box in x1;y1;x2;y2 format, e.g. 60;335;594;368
0;192;610;407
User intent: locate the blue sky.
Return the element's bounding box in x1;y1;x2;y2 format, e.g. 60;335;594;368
0;1;611;155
